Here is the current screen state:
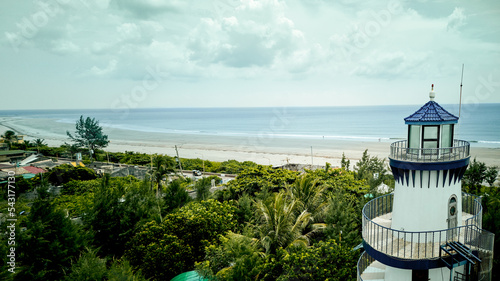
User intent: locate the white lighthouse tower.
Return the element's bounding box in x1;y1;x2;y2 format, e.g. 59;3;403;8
357;85;494;281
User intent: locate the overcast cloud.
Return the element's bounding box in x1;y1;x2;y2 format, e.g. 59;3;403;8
1;0;499;110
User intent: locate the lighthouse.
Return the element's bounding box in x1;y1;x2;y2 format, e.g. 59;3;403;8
357;85;494;281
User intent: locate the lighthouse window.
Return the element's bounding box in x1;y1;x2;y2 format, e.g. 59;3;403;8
422;125;440;152
442;124;454;149
423;126;438;139
408;125;420;149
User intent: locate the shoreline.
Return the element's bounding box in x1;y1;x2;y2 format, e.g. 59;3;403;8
1;118;499;168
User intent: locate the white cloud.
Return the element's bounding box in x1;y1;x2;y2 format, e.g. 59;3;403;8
51;39;80;54
447;7;466;31
1;0;499;109
90;59;118;76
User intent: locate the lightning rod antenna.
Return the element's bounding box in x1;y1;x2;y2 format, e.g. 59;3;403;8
459;64;464;118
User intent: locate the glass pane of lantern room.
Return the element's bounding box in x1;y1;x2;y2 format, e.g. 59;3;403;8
409;125;420;148
441;124;453;148
423;126;438;139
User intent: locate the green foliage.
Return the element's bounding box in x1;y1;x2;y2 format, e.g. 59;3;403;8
107;151;152;165
287;175;328;221
126;221;192;280
15;196;87;281
66;248;149;281
341;153;351;171
196;232;266;281
1;130;16;148
66;116;109;161
481;185;500;280
1;176;33;198
151;154;176;194
84;174;158;258
216;165;299;201
194;176;220;201
324;190;363;247
126;199;238;280
235;193;255;227
107;259;149;281
354;149;387;193
61;179;100;195
307;167;369;196
46;164;97;186
53;193;94;217
485;166;498;187
255;190;315;255
163;179;191;213
462;158;488;194
65;248;108;281
277;240;358;281
167;199;239;262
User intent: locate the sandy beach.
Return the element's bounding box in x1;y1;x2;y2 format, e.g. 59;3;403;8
1;117;499;168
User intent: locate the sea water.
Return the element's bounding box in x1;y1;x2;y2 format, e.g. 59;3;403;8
0;104;499;147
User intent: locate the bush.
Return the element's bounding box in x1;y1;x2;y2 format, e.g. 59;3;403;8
47;164;97;186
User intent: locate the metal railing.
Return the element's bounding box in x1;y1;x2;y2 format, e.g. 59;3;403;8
357;227;494;281
463;193;483;229
357;251;375;281
359;193;494;280
390;139;470;162
362;193;486;260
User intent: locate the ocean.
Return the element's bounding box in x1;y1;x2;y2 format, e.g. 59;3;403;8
0;104;499;148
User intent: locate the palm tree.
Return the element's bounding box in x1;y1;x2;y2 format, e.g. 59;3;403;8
287;175;328;222
151;155;175;197
254;191;315;255
34;138;46;153
18;139;31;150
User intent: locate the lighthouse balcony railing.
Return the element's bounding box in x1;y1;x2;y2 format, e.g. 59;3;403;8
362;193;490;260
390;139;470;162
357;251;375;281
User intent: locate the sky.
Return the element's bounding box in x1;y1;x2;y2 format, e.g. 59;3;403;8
1;0;499;110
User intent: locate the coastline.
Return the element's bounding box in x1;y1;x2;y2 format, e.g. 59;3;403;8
1;117;499;168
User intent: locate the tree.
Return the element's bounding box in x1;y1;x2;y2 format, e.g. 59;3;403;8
341;153;351;171
85;174;157;258
46;164;97;186
485;166;498;187
1;130;16;148
276;240;358;281
126;199;238;280
65;248;108;281
462;158;487;194
194;176;218;201
324;190;363;247
151;154;175;196
163;179;191;213
125;221;192;280
15;195;87;280
255;191;315;255
354;149;387;193
67;116;109;161
34;138;46;153
287;175;328;223
196;232;266;281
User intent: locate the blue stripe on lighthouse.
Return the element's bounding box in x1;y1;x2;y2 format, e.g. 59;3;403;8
389;158;470;171
389;158;470;188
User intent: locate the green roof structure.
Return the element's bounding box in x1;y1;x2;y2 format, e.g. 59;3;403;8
170;271;207;281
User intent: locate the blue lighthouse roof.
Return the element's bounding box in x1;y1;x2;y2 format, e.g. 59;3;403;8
404;101;459;125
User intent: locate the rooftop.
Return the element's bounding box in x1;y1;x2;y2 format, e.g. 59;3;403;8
404;101;458;124
0;150;27;156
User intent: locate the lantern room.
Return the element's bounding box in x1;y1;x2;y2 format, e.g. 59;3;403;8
404;85;458;151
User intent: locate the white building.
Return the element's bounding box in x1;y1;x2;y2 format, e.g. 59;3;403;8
357;85;495;281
